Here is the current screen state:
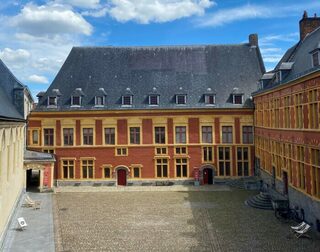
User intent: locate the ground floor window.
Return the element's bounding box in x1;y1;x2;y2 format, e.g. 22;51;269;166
62;160;74;179
43;149;55;154
175;146;187;155
237;147;249;176
218;147;231;176
202;146;213;162
297;146;306;190
156;158;168;178
116;148;127;156
104;167;111;178
133;167;141;178
176;158;188;177
81;159;94;179
311;148;320;198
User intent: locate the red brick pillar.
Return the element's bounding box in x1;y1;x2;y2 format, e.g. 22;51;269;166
117;119;127;145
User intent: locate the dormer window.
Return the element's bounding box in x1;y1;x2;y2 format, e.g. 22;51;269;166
149;95;159;105
205;94;215;105
94;88;107;107
176;94;186;105
275;71;282;83
48;96;57;106
47;88;61;108
71;88;84;107
233;94;243;104
122;95;132;106
95;96;104;106
71;96;81;106
312;51;319;67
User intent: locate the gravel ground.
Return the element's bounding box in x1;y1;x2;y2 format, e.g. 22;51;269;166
53;190;320;252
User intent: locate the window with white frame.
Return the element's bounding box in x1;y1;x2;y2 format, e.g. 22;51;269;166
122;95;132;105
95;96;105;106
312;51;319;67
149;95;159;105
71;96;81;106
48;96;57;106
205;94;215;105
176;94;186;105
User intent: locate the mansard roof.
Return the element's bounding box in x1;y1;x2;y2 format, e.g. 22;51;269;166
0;59;25;121
256;26;320;93
36;41;265;111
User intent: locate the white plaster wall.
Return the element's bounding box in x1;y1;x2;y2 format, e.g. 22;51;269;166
0;124;25;241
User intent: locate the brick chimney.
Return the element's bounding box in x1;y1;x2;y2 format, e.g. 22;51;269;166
299;11;320;40
249;34;258;47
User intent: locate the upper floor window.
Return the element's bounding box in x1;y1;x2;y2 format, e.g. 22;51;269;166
83;128;93;145
205;94;215;105
130;127;141;144
242;126;253;144
176;94;186;105
155;126;166;144
312;52;319;67
222;126;233;144
63;128;74;146
31;129;39;145
95;96;105;106
149;95;159;105
175;126;186;144
71;96;81;106
233;94;243;104
122;95;132;106
44;128;54;146
202;126;212;143
48;96;57;106
104;128;115;145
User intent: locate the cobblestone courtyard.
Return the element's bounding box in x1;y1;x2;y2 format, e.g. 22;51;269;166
53;190;320;252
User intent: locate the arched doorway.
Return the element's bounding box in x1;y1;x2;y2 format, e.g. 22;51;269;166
114;166;129;186
203;168;213;184
200;165;216;185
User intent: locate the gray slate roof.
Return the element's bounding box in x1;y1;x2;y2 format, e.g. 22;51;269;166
0;59;24;121
24;150;56;162
36;43;265;111
258;26;320;92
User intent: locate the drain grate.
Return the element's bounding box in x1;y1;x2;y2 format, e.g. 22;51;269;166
59;208;68;211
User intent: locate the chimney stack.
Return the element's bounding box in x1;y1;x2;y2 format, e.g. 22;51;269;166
249;34;258;47
299;11;320;40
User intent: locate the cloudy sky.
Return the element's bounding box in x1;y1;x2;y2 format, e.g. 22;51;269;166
1;0;320;98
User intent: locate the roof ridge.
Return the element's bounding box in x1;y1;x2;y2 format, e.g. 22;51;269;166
73;43;250;50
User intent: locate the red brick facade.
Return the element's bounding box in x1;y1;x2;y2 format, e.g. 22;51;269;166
28;109;255;184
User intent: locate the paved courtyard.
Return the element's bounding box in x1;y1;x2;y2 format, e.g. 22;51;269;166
53;189;320;252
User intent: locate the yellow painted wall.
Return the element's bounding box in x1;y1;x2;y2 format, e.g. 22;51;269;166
0;123;25;241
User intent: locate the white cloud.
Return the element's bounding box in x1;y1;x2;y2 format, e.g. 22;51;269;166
28;74;49;84
82;7;109;18
197;2;320;27
198;4;270;27
55;0;100;9
0;48;31;64
10;3;93;37
260;33;299;44
106;0;215;24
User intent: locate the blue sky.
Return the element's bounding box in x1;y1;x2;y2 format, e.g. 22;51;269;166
1;0;320;98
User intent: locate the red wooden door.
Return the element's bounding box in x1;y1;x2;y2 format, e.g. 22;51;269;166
203;169;209;184
117;169;127;186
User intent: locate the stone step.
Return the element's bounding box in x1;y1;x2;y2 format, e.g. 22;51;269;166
247;198;272;208
245;200;274;210
245;192;273;210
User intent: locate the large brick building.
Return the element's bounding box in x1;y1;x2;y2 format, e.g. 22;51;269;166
253;12;320;229
28;35;264;187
